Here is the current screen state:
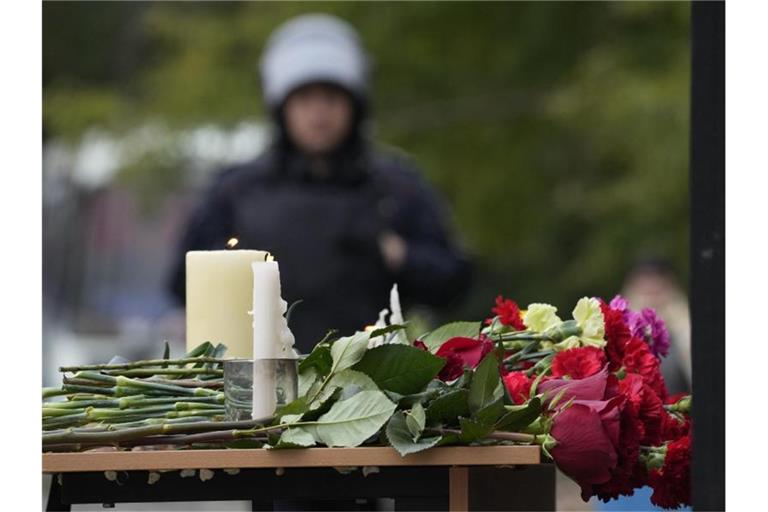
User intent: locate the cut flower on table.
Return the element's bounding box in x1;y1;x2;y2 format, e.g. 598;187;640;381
42;290;690;510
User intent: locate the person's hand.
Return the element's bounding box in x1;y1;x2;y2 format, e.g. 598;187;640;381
379;231;407;272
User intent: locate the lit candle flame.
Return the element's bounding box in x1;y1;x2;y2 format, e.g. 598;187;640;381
226;238;239;249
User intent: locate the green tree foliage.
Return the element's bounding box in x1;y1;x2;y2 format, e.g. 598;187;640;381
43;1;690;315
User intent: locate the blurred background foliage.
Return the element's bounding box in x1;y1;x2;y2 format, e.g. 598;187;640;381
43;1;690;336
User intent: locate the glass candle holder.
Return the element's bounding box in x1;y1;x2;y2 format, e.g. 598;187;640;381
223;359;298;422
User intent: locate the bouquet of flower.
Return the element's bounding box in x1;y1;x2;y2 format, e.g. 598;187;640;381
277;293;691;509
42;291;691;509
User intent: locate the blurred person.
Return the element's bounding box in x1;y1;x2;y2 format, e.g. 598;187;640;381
168;14;471;353
621;257;691;395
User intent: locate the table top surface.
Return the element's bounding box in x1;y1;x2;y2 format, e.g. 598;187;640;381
42;445;541;473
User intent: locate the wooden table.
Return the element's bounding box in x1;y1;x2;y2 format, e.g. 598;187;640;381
43;446;554;511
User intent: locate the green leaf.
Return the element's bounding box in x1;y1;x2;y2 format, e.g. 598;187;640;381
369;323;408;339
386;411;442;456
353;344;445;395
468;352;503;415
303;390;396;448
302;387;342;421
405;403;426;439
393;380;448;408
425;389;470;425
184;341;213;359
281;413;304;424
459;416;494;443
474;399;505;426
330;331;371;373
272;427;316;448
327;369;380;400
298;368;319;397
420;321;481;352
299;344;332;377
274;397;309;423
495;397;542;431
206;343;227;369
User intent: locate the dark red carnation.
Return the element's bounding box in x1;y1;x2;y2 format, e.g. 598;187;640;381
549;397;622;499
591;395;644;501
551;346;607;379
587;374;664;501
486;295;525;330
622;337;667;399
502;371;532;405
660;412;690;442
649;436;692;509
619;374;664;446
600;301;631;371
434;336;494;381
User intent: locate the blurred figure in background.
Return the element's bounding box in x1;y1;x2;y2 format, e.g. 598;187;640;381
621;256;691;394
168;14;471;353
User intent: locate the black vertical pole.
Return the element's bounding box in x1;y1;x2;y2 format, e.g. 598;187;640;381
689;1;725;511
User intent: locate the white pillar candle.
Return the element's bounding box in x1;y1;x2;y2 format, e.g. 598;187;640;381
185;249;268;359
250;260;281;359
250;260;298;420
251;359;277;421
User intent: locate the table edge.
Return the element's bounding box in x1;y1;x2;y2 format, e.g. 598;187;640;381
42;445;541;473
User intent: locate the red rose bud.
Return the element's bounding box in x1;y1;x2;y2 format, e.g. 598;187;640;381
412;340;428;351
434;336;494;382
548;398;622;499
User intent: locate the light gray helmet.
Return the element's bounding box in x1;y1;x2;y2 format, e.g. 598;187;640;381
259;14;370;110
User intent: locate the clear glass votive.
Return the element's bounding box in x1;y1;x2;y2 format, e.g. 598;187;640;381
223;359;298;422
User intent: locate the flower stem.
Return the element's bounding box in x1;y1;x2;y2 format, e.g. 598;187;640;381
432;427;536;443
59;357;226;372
42;419;265;445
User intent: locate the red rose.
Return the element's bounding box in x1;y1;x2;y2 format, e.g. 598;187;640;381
600;301;631;371
622;337;667;399
486;295;525;330
551;346;607;379
649;436;692;509
502;371;532;405
434;336;493;381
549;397;622;498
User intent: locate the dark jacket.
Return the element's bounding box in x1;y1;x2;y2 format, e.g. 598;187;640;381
169;144;471;353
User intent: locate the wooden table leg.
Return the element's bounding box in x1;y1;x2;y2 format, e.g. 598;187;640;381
46;474;71;512
449;466;469;511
